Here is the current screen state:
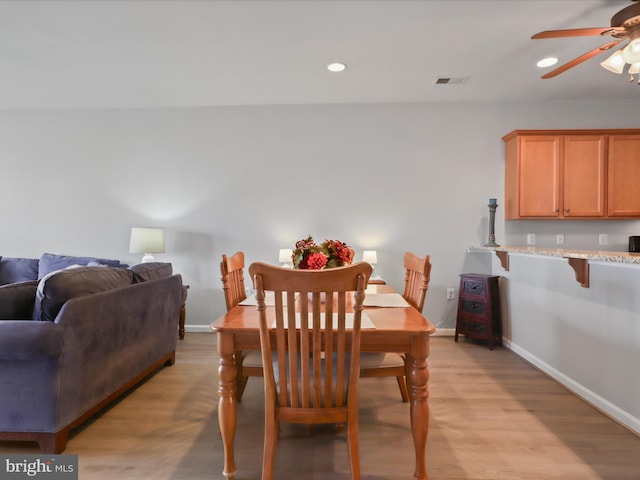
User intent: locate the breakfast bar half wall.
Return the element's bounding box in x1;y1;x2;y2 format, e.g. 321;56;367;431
467;246;640;435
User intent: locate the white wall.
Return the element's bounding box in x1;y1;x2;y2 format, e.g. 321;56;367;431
477;251;640;434
1;100;639;331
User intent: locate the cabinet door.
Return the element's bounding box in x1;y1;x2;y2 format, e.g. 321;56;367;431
563;135;605;217
519;136;561;217
608;135;640;217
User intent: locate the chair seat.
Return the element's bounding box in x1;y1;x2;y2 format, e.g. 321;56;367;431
243;350;263;367
360;352;409;401
359;352;405;368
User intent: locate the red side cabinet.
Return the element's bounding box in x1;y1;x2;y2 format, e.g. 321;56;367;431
455;274;501;350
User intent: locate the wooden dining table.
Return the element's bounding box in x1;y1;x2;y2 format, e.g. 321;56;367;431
210;283;437;480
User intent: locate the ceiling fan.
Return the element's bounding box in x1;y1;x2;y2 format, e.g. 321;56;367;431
532;0;640;79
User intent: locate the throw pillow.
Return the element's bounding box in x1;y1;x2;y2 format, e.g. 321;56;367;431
38;253;122;279
0;257;39;285
33;266;133;322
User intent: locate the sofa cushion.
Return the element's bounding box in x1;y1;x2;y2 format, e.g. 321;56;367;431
128;262;173;283
38;253;123;279
0;257;39;285
0;280;38;319
33;266;134;322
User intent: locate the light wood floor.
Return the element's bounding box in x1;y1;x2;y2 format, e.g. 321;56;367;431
2;333;639;479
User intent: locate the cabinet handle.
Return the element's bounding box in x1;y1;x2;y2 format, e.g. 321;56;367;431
555;208;560;213
565;208;570;212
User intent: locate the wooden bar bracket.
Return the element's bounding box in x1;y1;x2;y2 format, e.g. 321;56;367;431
566;258;589;288
495;251;509;271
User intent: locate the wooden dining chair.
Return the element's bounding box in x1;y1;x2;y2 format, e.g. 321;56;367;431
402;251;432;312
359;251;432;402
249;261;372;480
221;251;247;310
220;251;263;401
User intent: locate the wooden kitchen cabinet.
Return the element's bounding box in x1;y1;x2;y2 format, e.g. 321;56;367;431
512;135;561;218
503;129;639;220
563;135;606;217
608;135;640;217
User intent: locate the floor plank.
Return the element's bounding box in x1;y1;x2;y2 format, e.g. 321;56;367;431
1;334;638;479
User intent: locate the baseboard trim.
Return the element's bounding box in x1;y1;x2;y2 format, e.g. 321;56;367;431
432;328;455;337
184;324;214;334
504;338;640;436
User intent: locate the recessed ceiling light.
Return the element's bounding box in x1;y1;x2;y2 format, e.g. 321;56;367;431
327;62;346;72
537;57;558;68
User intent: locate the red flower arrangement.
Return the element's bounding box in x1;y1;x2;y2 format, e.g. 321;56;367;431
292;235;355;270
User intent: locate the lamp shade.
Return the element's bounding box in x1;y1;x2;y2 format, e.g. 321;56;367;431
129;228;165;263
279;249;292;263
622;39;640;65
601;49;625;74
362;250;378;264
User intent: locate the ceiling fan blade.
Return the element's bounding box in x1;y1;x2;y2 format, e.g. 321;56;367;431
532;27;625;39
541;40;623;79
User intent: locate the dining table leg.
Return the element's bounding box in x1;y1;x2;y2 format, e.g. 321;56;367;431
217;332;238;479
409;333;430;480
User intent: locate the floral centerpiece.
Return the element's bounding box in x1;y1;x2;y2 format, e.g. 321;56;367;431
292;235;355;270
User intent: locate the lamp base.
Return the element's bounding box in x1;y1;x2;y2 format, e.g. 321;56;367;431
141;254;155;263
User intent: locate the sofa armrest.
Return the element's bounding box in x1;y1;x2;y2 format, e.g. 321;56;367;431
0;320;64;361
0;321;65;434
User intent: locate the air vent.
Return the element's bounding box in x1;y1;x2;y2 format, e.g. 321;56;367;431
433;76;467;85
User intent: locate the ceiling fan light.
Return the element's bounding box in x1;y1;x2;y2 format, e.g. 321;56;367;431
629;62;640;74
622;39;640;64
600;50;625;74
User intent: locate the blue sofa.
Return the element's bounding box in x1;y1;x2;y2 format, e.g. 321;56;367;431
0;255;184;453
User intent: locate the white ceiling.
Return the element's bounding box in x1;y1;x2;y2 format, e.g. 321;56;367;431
1;0;638;110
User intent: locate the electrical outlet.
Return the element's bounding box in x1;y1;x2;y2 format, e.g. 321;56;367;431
527;233;536;246
599;233;608;246
446;288;455;300
557;234;565;246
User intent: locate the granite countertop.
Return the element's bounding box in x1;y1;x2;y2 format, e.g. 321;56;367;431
469;245;640;265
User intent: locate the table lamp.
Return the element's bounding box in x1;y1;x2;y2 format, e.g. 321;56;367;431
362;250;378;276
129;227;165;263
279;249;293;268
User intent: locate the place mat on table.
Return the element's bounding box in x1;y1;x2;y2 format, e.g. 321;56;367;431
362;293;410;307
239;291;297;306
